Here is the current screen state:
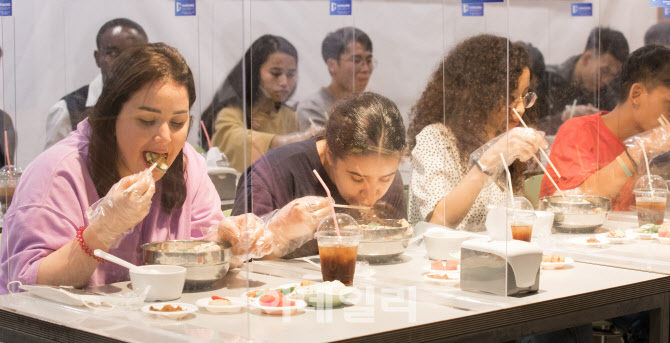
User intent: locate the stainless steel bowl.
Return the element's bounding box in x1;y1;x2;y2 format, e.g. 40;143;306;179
538;195;612;233
357;219;412;263
141;240;232;291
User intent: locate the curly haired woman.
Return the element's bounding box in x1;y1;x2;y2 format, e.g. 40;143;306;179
407;34;547;230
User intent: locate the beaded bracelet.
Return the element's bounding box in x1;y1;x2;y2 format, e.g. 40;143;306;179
76;226;104;263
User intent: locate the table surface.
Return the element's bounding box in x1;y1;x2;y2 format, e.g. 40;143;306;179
1;238;669;343
534;212;670;274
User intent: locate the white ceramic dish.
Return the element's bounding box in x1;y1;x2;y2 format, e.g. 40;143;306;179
130;265;187;302
657;236;670;245
423;272;460;285
533;211;555;238
423;229;472;260
195;297;246;313
250;298;307;315
293;281;355;308
541;257;574;270
625;229;658;240
141;303;197;320
423;262;460;273
595;233;634;244
567;237;610;248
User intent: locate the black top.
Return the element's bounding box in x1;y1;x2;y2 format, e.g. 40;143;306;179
62;85;89;131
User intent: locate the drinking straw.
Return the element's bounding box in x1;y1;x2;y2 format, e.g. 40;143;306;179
658;114;670;126
500;153;515;207
308;117;316;128
333;204;372;211
200;120;212;150
569;99;577;119
312;169;341;236
640;141;653;195
4;130;11;182
512;108;562;178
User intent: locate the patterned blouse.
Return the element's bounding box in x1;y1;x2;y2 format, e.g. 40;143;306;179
408;123;505;231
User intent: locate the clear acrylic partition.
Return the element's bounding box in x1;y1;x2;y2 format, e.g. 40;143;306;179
522;2;670;276
242;0;512;332
0;1;254;342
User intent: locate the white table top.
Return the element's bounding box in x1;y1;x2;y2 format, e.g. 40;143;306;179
0;242;668;343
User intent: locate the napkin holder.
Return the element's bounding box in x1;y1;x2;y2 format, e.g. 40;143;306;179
460;239;541;296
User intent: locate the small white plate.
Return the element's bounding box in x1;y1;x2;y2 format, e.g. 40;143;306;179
626;229;658;240
141;303;197;320
422;263;460;273
595;233;634;244
195;297;246;313
541;257;574;270
567;237;610;248
250;298;307;315
423;272;460;285
657;236;670;245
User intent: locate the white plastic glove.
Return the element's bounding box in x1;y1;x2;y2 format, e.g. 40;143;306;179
470;127;548;176
215;213;273;267
263;196;331;257
86;170;156;249
624;124;670;173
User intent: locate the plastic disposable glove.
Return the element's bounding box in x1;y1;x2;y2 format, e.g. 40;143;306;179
560;103;600;122
624;124;670;172
86;170;156;249
263;196;331;257
469;127;548;177
215;213;273;267
270;125;324;149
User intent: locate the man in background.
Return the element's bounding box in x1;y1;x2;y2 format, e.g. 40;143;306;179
296;27;374;131
539;27;629;135
44;18;148;150
644;22;670;48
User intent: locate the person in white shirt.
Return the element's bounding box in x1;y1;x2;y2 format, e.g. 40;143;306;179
44;18;148;150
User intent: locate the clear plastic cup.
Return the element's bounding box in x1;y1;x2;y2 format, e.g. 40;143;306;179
315;213;361;286
0;165;22;212
504;197;536;242
634;175;669;226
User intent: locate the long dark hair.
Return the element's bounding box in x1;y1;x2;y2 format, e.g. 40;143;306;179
407;34;529;190
88;42;196;212
326;92;406;160
200;35;298;148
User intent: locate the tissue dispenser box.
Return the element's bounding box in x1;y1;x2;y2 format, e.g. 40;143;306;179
460;239;541;296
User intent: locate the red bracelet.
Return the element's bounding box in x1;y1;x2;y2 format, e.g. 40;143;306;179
76;226;104;263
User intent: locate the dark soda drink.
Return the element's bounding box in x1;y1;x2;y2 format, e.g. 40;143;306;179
636;197;666;226
0;186;15;208
511;223;533;242
318;243;358;286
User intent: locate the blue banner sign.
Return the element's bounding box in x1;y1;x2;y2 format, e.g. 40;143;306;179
665;7;670;17
462;3;484;16
330;0;352;15
571;3;592;16
650;0;670;8
0;0;11;17
175;0;196;16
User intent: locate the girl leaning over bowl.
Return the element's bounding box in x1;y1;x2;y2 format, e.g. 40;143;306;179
0;43;300;293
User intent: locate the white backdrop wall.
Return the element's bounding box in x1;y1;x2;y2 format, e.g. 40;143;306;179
0;0;659;167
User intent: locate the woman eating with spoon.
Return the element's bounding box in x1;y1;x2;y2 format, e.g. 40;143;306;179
0;43;307;293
